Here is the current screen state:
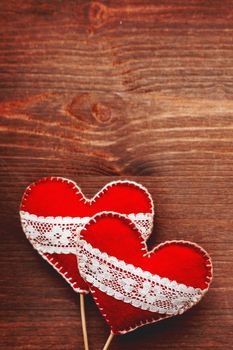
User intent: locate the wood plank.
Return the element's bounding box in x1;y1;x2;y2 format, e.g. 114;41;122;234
0;1;233;349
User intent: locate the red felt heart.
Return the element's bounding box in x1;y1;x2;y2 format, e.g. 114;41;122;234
77;213;213;334
19;177;154;293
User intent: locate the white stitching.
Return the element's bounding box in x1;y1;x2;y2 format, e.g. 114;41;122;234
19;177;154;296
79;212;213;334
20;211;154;253
38;253;89;294
77;239;206;315
20;177;154;219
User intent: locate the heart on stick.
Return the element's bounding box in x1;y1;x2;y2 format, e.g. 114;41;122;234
77;212;213;334
19;177;154;293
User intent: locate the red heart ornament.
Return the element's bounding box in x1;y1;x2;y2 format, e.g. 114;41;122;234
77;213;213;334
19;177;154;293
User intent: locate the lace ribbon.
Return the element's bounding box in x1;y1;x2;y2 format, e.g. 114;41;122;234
20;211;153;254
78;239;205;315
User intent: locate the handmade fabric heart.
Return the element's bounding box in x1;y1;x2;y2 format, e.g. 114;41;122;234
77;213;213;334
19;177;154;293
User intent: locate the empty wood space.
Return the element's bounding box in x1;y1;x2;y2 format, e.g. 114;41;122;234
0;1;233;349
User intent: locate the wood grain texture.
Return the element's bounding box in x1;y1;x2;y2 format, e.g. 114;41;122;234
0;0;233;349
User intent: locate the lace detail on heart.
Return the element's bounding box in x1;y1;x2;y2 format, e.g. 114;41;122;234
20;211;153;254
78;239;206;315
127;213;153;239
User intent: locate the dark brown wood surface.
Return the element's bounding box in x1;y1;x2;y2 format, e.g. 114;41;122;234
1;0;233;349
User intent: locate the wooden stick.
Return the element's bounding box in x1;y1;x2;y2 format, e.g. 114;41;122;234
103;332;114;350
80;294;89;350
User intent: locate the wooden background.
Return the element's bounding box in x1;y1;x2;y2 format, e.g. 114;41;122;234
0;0;233;349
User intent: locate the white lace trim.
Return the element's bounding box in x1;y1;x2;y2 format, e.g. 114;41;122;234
20;211;153;254
78;239;205;315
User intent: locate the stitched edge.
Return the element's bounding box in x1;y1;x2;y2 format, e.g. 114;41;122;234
20;176;154;219
19;177;154;294
19;210;154;253
78;238;206;315
79;211;213;335
41;252;89;294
